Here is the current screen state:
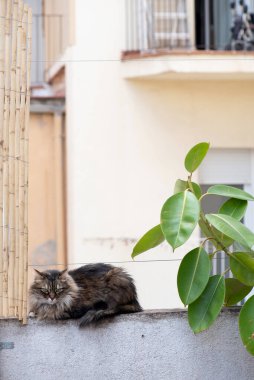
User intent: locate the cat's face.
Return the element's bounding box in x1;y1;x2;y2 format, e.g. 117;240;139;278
30;269;77;305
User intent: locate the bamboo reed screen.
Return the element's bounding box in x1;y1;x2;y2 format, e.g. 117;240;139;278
0;0;32;324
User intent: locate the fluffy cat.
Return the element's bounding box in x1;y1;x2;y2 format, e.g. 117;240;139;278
29;263;142;326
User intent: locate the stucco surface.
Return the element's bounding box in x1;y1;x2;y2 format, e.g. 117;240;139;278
1;310;254;380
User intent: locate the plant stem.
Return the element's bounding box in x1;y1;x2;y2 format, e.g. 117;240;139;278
209;249;221;258
200;211;230;256
187;175;231;258
201;237;218;248
187;175;193;191
221;267;230;276
199;193;208;202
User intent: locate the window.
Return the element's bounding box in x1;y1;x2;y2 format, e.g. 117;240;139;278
199;149;254;302
195;0;254;51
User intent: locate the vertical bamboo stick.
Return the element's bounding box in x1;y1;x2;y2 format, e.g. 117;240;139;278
15;0;23;319
0;0;6;317
22;6;32;324
0;0;31;321
2;0;12;318
18;1;27;321
8;0;18;317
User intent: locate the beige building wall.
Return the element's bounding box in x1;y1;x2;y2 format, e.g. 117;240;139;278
62;0;254;309
43;0;75;77
28;112;66;283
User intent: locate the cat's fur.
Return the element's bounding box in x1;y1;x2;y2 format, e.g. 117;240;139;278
29;263;142;326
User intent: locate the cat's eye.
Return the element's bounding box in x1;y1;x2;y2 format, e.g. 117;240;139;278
55;288;65;294
40;288;49;294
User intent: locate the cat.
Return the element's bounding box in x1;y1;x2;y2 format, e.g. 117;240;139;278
29;263;142;326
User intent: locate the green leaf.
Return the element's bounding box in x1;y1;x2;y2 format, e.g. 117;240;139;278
224;278;252;306
239;295;254;356
174;179;188;194
199;219;212;240
184;142;210;173
174;179;202;199
219;198;248;221
211;228;234;248
210;199;248;248
230;252;254;286
161;190;200;250
188;275;225;333
206;214;254;250
132;225;165;258
207;185;254;201
199;217;233;249
177;247;211;305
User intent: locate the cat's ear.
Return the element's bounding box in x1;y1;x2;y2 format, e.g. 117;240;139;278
59;269;68;277
34;268;45;277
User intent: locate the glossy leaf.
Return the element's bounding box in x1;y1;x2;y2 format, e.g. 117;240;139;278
188;275;225;333
219;198;247;221
177;247;211;305
199;217;233;250
224;278;252;306
199;219;212;240
206;214;254;250
212;198;248;248
184;142;210;173
230;252;254;286
132;225;165;258
207;185;254;201
174;179;188;194
174;179;202;199
211;228;234;249
239;295;254;355
161;190;200;250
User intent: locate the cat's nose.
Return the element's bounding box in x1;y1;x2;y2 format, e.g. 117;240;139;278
49;293;55;300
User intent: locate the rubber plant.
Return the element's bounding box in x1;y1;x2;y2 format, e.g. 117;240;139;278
132;142;254;356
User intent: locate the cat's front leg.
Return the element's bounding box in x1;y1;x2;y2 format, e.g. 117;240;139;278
56;312;71;320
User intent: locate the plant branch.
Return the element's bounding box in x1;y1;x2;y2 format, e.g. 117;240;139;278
201;237;218;248
186;175;231;258
200;211;231;257
199;193;208;202
221;267;230;276
187;175;193;191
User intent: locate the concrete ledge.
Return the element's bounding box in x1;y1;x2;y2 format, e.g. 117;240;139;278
1;310;254;380
121;53;254;80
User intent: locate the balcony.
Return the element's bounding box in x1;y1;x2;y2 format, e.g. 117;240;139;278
122;0;254;80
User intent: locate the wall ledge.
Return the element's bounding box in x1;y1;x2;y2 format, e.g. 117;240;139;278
0;307;241;325
121;53;254;80
1;308;253;380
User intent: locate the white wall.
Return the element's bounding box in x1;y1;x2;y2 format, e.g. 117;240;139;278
2;312;254;380
65;0;254;309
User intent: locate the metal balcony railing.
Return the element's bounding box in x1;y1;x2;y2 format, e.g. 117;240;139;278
124;0;254;55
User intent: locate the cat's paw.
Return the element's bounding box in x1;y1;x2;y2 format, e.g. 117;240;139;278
29;311;36;318
57;312;71;320
79;310;96;327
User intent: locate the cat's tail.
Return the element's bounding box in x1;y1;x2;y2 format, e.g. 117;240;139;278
118;300;143;313
79;308;117;327
79;301;142;327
